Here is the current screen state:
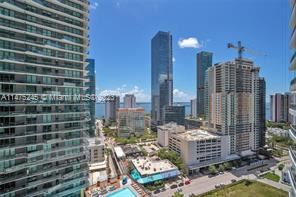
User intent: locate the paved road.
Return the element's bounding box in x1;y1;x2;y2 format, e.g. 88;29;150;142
154;159;291;197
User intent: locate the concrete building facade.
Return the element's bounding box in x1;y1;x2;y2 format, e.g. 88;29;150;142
168;129;235;174
117;108;145;137
157;122;185;147
190;98;197;118
270;93;290;123
205;59;266;156
124;94;136;108
105;95;120;124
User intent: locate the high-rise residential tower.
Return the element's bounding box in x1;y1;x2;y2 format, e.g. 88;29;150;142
190;98;197;118
0;0;90;196
288;0;296;196
124;94;136;108
105;95;120;124
270;93;290;123
196;51;213;117
87;59;96;136
205;58;266;155
151;31;173;129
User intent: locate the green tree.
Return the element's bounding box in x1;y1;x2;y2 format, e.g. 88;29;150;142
208;165;217;175
223;162;232;170
172;192;184;197
218;164;225;172
278;163;285;171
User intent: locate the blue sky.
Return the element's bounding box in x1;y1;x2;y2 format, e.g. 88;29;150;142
89;0;292;102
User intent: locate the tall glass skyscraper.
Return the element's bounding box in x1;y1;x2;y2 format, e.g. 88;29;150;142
151;31;173;129
86;59;96;137
0;0;90;196
196;51;212;117
288;0;296;196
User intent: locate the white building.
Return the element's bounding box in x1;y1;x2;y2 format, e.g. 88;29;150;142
130;157;180;184
117;108;145;137
168;129;239;174
190;98;197;117
157;122;185;147
88;138;105;164
124;94;136;108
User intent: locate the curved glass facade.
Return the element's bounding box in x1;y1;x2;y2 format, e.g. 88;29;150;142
0;0;90;196
290;0;296;196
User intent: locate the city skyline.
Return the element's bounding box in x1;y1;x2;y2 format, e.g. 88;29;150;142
89;0;291;102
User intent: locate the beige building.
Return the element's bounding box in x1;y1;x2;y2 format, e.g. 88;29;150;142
157;122;185;147
88;138;105;164
117;108;145;137
168;129;237;174
205;59;266;155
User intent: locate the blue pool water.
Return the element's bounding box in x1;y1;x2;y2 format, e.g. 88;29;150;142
106;188;137;197
130;169;180;184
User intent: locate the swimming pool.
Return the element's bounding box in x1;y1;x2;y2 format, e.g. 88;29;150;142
106;187;137;197
130;168;180;184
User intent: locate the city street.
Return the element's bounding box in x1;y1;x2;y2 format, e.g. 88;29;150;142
154;160;291;197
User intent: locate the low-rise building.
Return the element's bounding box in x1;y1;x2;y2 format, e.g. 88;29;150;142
130;157;180;184
267;127;289;138
157;122;185;147
168;129;239;174
88;138;105;164
162;105;185;125
184;118;204;130
117;108;145;137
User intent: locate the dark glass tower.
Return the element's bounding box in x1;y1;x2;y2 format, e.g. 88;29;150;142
196;51;213;117
86;59;96;137
151;31;173;129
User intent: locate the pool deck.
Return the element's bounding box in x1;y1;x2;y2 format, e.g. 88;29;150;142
105;185;138;197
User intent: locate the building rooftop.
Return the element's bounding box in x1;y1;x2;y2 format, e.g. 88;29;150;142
121;144;142;155
117;108;144;112
114;146;125;158
157;122;185;132
88;138;104;147
177;129;220;141
131;157;178;176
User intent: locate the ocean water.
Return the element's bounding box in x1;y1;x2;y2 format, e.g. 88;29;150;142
96;102;270;120
95;102;191;118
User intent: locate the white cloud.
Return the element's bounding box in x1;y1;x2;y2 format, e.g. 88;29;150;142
173;89;194;102
98;85;150;102
90;1;99;10
178;37;202;49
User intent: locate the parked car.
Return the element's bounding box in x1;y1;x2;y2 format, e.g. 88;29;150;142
231;179;237;183
178;182;184;187
215;184;221;189
154;189;161;194
170;184;178;189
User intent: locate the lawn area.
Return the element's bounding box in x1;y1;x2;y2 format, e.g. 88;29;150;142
261;172;280;182
103;126;156;144
198;180;287;197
